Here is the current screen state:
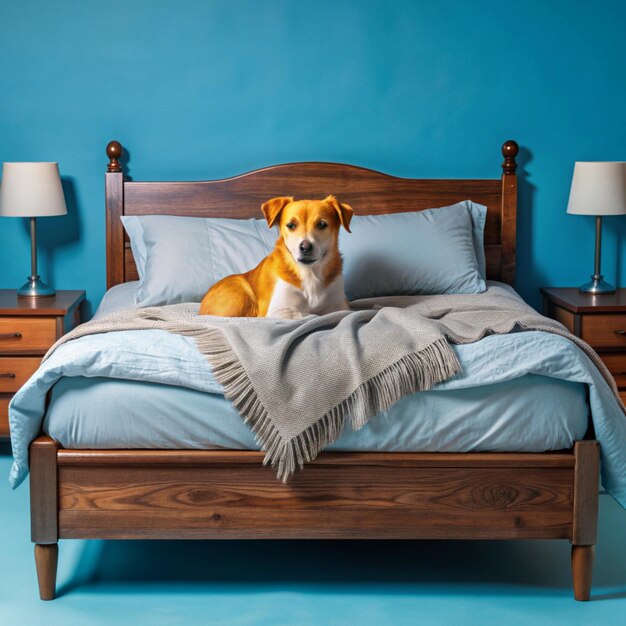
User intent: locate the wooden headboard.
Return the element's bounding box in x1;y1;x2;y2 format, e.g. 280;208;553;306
105;141;518;290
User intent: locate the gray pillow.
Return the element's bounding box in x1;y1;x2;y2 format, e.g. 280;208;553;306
467;202;487;280
122;215;277;307
121;200;486;307
339;201;486;300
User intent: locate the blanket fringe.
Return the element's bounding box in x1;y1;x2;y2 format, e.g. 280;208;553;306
189;328;460;482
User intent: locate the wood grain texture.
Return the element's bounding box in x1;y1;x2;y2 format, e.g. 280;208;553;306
30;436;59;543
34;544;58;601
0;357;41;393
541;288;626;313
571;545;594;601
58;463;573;540
580;314;626;348
123;175;503;217
599;353;626;388
106;171;125;289
572;440;599;546
56;448;576;468
0;317;57;354
500;147;518;285
543;302;576;334
0;395;9;437
106;141;518;288
0;290;85;316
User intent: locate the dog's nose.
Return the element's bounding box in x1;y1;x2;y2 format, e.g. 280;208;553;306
299;240;313;255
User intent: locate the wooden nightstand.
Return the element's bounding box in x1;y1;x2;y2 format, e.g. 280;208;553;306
0;290;85;439
541;287;626;403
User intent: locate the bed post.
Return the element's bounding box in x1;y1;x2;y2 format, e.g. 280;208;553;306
30;436;59;600
571;439;600;601
106;140;125;289
500;140;518;286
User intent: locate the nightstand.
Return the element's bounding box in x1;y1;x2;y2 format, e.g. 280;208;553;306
541;287;626;403
0;290;85;439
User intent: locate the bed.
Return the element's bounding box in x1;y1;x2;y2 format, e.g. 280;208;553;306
25;139;602;601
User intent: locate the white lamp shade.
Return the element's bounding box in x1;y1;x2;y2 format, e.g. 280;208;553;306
0;162;67;217
567;161;626;216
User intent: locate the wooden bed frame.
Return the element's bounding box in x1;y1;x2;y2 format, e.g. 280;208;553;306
29;139;600;601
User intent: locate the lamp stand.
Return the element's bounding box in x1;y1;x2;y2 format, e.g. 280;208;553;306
17;217;55;297
579;215;615;294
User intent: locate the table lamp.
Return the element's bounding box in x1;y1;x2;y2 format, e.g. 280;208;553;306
567;161;626;294
0;162;67;297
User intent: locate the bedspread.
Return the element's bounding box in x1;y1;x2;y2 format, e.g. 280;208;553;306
8;290;626;507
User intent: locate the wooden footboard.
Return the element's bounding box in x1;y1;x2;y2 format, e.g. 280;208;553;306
29;437;600;600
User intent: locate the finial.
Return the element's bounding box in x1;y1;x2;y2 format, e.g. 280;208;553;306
106;140;123;172
501;140;519;174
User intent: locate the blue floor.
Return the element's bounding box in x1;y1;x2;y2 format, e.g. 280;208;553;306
1;453;625;625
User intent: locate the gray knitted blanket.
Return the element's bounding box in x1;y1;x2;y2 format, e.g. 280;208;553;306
45;285;621;480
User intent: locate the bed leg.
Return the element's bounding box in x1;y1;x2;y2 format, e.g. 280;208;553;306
30;436;59;600
34;543;58;600
571;545;594;601
571;440;600;601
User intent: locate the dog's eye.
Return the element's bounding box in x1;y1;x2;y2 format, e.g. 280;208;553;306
317;220;327;230
286;222;296;230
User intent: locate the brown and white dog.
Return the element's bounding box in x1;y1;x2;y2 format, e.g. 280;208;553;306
199;195;353;319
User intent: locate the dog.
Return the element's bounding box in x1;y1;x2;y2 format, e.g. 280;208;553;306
199;195;353;319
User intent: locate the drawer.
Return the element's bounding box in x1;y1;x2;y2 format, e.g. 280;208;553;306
0;317;57;354
599;353;626;388
580;314;626;348
0;357;41;393
0;395;9;438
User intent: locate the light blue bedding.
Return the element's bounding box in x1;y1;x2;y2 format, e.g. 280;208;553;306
44;373;587;455
8;319;626;507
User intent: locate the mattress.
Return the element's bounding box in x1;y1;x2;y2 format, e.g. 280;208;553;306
44;373;588;453
45;279;590;452
15;281;626;506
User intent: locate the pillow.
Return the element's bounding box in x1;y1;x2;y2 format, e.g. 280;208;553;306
121;215;277;306
122;200;487;307
94;281;140;319
339;201;487;300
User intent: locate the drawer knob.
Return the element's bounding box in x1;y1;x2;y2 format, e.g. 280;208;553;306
0;332;22;339
615;330;626;336
0;373;16;379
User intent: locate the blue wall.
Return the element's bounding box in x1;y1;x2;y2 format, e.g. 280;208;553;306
1;0;625;313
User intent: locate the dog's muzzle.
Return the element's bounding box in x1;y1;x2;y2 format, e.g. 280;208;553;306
298;240;317;264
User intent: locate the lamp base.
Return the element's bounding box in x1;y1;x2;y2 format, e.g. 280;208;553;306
17;276;56;297
578;275;616;295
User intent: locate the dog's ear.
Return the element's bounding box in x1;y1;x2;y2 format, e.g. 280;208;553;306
262;196;294;228
324;195;353;233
